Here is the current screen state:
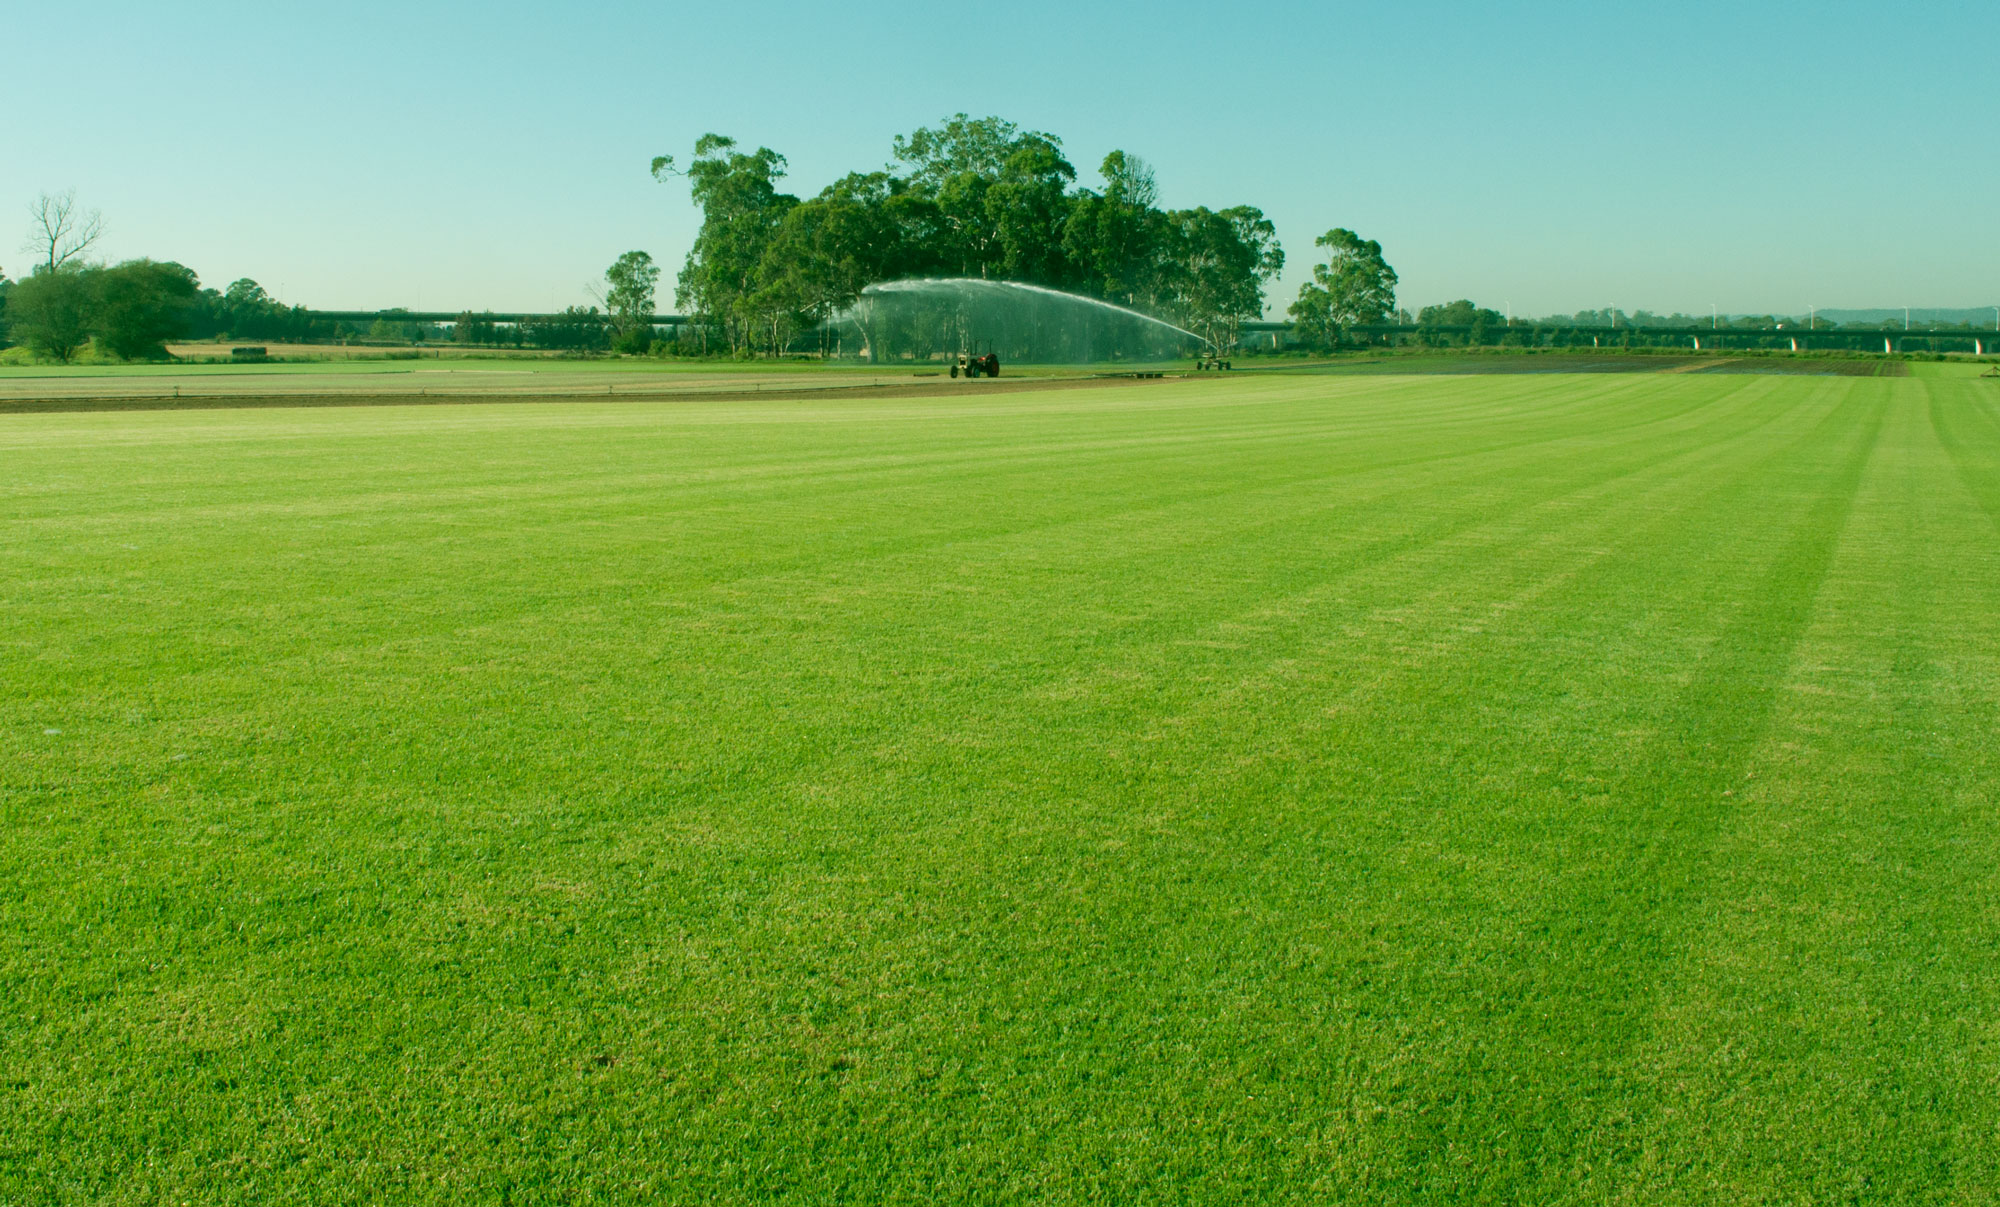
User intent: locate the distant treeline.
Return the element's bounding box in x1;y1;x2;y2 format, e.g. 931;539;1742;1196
4;178;1988;364
0;263;328;363
1285;299;1996;353
1527;307;1998;333
381;308;619;353
651;116;1290;357
0;186;654;361
0;188;641;362
0;268;625;362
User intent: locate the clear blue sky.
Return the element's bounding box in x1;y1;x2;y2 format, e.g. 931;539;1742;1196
9;0;1994;318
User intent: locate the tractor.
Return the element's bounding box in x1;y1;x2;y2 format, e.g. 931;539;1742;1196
950;352;1001;379
1193;351;1233;371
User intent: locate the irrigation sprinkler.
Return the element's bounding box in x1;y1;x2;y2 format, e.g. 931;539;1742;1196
840;278;1207;367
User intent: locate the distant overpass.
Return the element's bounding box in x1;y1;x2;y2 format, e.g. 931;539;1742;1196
305;311;692;325
1239;320;1998;355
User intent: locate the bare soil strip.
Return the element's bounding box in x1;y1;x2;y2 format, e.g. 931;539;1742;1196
1694;357;1907;377
0;374;1183;415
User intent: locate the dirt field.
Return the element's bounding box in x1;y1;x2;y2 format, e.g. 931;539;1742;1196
0;372;1182;414
0;367;936;405
163;343;559;361
1693;357;1907;377
0;353;1927;412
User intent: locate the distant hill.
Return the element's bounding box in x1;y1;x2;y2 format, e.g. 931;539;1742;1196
1808;308;2000;327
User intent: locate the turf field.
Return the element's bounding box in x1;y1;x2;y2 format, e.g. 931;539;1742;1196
5;367;1998;1202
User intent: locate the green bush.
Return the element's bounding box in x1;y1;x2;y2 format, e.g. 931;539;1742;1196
92;260;200;360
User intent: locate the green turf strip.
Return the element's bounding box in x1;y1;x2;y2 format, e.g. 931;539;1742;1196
3;372;1997;1203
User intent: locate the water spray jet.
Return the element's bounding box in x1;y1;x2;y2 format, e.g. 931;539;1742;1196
839;278;1212;366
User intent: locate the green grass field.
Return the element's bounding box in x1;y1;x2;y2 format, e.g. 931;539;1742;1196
5;368;1998;1203
0;357;1148;408
0;357;949;405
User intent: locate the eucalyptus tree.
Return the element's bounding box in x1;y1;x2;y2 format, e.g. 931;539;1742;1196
892;114;1071;280
1159;206;1284;351
654;135;797;354
983;138;1077;285
1289;228;1398;349
892;113;1030;186
602;250;661;351
757;172;915;355
1063;151;1162;306
647;117;1290;358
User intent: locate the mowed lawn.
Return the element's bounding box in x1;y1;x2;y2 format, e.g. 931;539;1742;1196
4;369;1998;1204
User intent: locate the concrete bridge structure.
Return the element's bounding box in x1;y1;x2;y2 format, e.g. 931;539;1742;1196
1238;320;1997;356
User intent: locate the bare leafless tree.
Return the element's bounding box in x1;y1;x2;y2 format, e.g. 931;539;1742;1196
23;190;105;273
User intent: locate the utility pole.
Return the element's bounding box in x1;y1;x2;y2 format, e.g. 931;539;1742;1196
1712;304;1718;329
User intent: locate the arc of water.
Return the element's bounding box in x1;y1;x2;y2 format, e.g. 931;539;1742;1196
860;278;1213;349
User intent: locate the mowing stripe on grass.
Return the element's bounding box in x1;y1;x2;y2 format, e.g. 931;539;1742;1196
4;374;1998;1203
1611;379;2000;1199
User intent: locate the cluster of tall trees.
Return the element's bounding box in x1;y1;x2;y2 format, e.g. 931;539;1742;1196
1;191;344;361
1287;228;1399;349
654;116;1287;356
1;227;659;357
4;255;198;363
2;262;337;362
